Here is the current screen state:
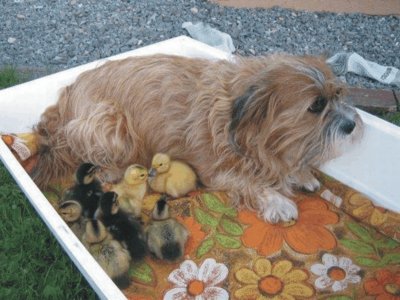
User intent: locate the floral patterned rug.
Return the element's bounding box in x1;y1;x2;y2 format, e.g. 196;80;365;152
2;133;400;300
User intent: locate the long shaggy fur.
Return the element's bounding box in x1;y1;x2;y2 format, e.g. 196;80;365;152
32;53;362;222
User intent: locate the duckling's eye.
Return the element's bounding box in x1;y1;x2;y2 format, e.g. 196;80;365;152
159;163;163;167
140;174;145;178
308;96;327;114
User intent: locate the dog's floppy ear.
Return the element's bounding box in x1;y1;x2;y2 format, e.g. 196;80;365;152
229;85;264;152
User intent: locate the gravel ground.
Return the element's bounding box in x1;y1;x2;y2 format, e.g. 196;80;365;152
1;0;399;90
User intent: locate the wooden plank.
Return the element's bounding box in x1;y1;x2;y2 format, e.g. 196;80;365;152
211;0;400;15
348;87;397;113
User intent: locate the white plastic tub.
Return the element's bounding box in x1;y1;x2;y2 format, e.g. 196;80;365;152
0;36;399;299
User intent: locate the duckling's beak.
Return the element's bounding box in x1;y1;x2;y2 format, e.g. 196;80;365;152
148;168;157;178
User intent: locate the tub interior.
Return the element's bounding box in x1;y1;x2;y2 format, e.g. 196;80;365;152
1;37;399;299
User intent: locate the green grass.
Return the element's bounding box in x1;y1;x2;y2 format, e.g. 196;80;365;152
380;111;400;126
0;67;24;89
0;67;95;299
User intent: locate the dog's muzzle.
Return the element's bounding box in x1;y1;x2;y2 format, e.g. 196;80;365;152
340;119;356;135
334;102;362;136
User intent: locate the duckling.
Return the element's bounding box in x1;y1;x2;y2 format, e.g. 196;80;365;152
96;191;147;260
148;153;197;198
83;219;131;289
146;195;189;262
110;164;148;217
67;163;103;218
58;200;86;239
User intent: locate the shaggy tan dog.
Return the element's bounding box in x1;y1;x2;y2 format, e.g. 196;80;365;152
33;54;362;223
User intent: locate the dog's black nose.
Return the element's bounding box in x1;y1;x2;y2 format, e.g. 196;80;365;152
340;119;356;134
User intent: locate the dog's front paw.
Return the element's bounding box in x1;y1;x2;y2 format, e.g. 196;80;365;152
300;177;321;192
289;171;321;192
259;190;298;224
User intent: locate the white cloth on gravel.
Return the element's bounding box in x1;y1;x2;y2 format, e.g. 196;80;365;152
327;52;400;87
182;21;235;54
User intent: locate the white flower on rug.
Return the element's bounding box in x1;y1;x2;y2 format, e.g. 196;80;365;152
311;253;361;292
164;258;229;300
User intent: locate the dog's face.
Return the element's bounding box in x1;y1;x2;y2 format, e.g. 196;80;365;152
229;55;363;169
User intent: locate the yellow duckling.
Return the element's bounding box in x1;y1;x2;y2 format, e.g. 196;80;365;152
148;153;197;198
111;164;148;217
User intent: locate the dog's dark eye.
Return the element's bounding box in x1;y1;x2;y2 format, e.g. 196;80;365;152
308;96;327;114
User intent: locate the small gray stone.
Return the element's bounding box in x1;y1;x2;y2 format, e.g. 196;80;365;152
53;55;68;64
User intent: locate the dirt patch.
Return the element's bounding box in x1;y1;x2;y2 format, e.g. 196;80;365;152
211;0;400;15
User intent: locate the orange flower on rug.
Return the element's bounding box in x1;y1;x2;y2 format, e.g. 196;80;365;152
364;269;400;300
238;198;339;256
234;257;314;299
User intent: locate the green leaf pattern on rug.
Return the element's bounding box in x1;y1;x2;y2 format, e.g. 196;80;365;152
381;252;400;265
215;233;241;249
355;253;400;268
347;222;374;242
341;222;400;268
194;208;219;229
195;193;243;257
222;207;237;217
203;193;237;217
374;237;400;249
339;239;375;255
220;218;243;236
44;183;65;205
196;238;215;258
129;261;155;286
354;256;385;268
